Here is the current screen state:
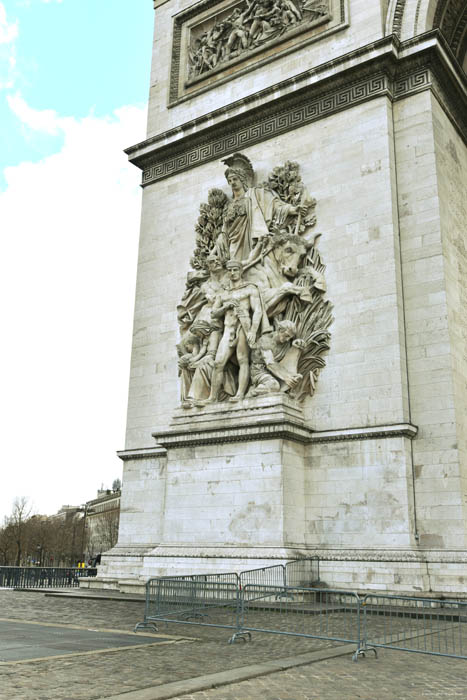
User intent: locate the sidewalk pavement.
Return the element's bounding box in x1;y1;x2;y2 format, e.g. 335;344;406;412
0;589;465;700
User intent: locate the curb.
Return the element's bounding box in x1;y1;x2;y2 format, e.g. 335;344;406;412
103;643;355;700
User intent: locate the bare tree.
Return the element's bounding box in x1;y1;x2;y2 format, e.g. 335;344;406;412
8;497;32;566
0;518;15;566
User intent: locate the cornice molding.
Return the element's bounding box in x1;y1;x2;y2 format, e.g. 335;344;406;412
117;446;167;461
135;543;467;565
153;419;314;447
127;31;466;187
151;421;418;449
314;548;467;564
310;423;418;443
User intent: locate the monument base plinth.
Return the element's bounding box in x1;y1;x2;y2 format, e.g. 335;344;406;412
87;398;467;597
149;395;310;572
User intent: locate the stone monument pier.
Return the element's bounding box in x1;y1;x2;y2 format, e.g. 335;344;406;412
85;0;467;596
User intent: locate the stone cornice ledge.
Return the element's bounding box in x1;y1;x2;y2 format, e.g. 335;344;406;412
143;545;466;564
153;419;314;448
315;548;467;564
126;30;466;187
310;423;418;443
151;422;417;448
117;446;167;461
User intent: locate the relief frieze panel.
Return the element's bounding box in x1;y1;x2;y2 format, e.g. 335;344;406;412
187;0;330;81
170;0;347;102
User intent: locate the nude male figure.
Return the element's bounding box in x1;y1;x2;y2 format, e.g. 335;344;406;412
207;259;265;402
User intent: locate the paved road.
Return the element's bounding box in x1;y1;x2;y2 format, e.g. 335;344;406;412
0;590;465;700
171;651;467;700
0;619;170;662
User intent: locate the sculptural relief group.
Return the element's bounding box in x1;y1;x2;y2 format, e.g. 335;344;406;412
177;154;333;408
188;0;329;79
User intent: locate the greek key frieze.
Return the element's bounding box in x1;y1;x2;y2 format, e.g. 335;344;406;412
143;73;389;186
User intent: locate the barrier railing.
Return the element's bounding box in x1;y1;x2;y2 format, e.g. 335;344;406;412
135;565;467;663
160;572;239;585
237;585;361;648
0;566;97;588
361;594;467;660
239;564;287;602
137;578;240;636
285;557;319;588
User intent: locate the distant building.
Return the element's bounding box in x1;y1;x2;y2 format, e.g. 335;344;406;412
84;488;121;561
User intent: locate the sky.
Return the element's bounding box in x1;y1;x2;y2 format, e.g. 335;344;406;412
0;0;154;521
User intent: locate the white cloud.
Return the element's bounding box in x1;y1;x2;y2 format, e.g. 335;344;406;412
0;98;147;520
7;92;62;133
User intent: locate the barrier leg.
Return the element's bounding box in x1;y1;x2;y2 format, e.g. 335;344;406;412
353;605;378;662
134;621;158;633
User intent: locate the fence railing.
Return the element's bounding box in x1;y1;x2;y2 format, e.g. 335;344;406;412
285;557;319;587
136;563;467;662
239;584;361;646
237;557;319;600
361;593;467;659
0;566;98;588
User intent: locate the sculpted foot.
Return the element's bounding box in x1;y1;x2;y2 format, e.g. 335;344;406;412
229;394;245;402
195;398;216;406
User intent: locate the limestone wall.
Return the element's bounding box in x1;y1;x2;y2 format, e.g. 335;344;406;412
306;436;416;549
432;97;467;542
394;90;467;550
117;455;167;545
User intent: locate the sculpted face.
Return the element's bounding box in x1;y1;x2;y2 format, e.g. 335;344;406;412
227;264;242;282
207;256;222;274
277;327;295;344
227;172;245;195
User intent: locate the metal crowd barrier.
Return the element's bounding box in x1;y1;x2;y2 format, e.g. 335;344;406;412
135;562;467;662
160;572;239;585
237;585;362;648
238;557;320;600
285;557;320;587
361;594;467;660
136;578;241;635
0;566;97;588
136;578;362;649
239;564;287;602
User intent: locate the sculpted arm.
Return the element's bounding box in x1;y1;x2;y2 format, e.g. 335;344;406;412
263;348;299;386
189;338;208;367
247;286;263;346
211;295;231;319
